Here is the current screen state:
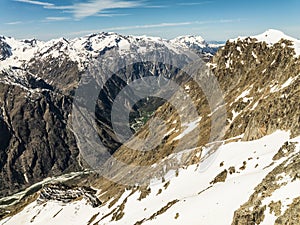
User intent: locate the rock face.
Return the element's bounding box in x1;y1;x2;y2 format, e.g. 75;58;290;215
0;70;81;197
0;39;12;61
212;38;300;140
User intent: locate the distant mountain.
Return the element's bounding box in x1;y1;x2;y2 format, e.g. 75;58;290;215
170;35;224;57
170;35;207;48
0;30;300;225
0;33;219;72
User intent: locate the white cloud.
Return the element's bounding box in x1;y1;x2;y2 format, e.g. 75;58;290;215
107;19;240;30
45;0;142;20
44;17;71;21
143;5;168;8
110;22;194;30
14;0;163;20
73;0;141;19
14;0;54;7
5;21;23;25
177;1;213;6
44;5;74;10
96;13;131;17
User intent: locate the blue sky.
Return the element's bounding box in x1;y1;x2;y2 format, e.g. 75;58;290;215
0;0;299;40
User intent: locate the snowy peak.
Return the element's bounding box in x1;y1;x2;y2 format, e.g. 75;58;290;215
1;36;42;51
253;29;298;44
73;32;126;52
169;35;222;57
170;35;206;49
0;36;42;70
232;29;300;56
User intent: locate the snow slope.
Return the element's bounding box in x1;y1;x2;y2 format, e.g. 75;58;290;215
2;131;299;225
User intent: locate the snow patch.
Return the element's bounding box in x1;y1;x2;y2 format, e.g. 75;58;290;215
173;118;202;141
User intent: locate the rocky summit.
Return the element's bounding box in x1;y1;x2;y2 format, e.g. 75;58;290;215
0;29;299;225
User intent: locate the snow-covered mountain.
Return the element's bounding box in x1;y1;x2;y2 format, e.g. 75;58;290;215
0;32;218;72
0;29;300;225
170;35;207;48
170;35;223;56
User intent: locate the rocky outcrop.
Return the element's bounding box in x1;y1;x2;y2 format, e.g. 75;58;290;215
0;38;12;61
210;169;228;184
0;67;81;197
274;197;300;225
39;184;101;207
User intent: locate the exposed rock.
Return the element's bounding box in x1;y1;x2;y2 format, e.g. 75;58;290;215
231;205;266;225
210;169;228;184
229;166;236;174
273;141;296;161
0;38;12;61
269;201;282;217
0;67;81;197
212;39;300;140
38;183;101;207
274;197;300;225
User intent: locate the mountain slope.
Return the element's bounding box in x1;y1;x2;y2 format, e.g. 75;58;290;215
1;132;299;225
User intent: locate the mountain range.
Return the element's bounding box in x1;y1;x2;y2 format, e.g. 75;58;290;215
0;29;299;225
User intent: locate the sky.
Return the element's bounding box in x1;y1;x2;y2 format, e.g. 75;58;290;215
0;0;299;41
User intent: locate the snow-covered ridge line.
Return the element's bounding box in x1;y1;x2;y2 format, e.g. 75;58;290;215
2;29;299;74
0;32;216;72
